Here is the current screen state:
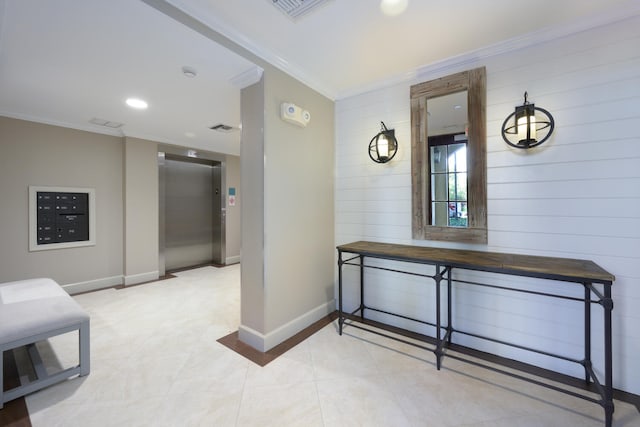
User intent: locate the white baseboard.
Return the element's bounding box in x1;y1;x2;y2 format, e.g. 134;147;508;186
225;255;241;265
238;325;267;352
124;271;159;286
238;299;335;352
63;275;123;295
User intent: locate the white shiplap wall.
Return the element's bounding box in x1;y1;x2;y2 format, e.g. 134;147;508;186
335;16;640;394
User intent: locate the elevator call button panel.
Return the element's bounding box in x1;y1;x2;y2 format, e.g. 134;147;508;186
36;191;89;245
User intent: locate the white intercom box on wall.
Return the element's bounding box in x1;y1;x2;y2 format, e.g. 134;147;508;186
280;102;311;127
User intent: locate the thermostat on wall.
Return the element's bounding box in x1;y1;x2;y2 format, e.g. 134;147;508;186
281;102;311;127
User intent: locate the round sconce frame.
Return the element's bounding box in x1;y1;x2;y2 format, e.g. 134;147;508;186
501;92;555;149
369;121;398;163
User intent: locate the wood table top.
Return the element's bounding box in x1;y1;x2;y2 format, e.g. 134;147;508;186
337;241;615;284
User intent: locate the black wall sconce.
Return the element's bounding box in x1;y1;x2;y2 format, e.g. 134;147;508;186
501;92;554;149
369;121;398;163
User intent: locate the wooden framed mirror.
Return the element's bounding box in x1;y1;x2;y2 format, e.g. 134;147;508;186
411;67;487;244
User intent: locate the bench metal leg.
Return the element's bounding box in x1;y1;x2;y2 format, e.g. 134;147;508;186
0;350;4;409
79;320;90;376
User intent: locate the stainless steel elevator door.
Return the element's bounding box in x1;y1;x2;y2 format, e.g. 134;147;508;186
164;158;219;271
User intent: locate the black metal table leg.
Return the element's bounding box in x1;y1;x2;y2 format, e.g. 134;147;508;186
584;283;591;384
447;267;453;345
603;283;614;427
360;255;365;320
338;250;344;335
435;263;443;370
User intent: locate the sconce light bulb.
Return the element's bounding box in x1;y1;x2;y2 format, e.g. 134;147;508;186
378;135;390;159
517;114;536;143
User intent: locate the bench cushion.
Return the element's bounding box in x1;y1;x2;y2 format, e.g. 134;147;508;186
0;278;89;346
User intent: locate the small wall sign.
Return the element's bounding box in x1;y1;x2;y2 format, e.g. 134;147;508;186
229;187;236;206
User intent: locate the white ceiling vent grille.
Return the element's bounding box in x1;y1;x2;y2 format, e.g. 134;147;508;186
270;0;332;20
210;123;238;133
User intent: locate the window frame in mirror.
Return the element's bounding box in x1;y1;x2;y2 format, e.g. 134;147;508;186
410;67;487;244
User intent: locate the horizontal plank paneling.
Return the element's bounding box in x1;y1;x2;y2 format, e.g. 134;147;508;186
335;15;640;394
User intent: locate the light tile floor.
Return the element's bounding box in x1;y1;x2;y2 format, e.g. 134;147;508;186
23;265;640;426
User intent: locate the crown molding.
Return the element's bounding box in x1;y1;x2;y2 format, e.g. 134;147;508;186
164;0;640;102
337;2;640;100
0;111;125;138
229;65;264;89
163;0;337;100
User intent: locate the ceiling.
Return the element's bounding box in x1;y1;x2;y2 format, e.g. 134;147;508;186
0;0;636;156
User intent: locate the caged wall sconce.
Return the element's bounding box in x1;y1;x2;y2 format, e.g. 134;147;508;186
369;121;398;163
501;92;555;149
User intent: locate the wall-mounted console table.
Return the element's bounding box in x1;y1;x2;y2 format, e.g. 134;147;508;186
337;241;616;427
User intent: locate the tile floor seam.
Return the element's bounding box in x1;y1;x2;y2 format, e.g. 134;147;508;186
234;358;250;426
15;265;640;427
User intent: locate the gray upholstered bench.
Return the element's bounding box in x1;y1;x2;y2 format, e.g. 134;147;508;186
0;278;90;408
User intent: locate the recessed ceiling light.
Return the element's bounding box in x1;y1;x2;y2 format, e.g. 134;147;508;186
380;0;408;16
126;98;148;109
184;132;196;138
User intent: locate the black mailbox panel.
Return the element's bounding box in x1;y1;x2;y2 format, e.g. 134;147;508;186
36;192;90;245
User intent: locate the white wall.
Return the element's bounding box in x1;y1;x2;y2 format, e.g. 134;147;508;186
335;16;640;394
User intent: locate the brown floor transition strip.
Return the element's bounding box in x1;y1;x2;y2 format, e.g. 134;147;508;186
1;351;32;427
217;312;338;367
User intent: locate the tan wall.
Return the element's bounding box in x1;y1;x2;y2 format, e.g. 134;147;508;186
240;78;265;334
124;137;159;284
239;67;335;351
262;68;335;334
0;117;237;291
225;154;241;263
0;116;124;288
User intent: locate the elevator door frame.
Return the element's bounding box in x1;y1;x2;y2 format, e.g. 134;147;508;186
158;149;226;276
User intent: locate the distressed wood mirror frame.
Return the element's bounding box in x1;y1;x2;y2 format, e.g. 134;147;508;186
411;67;487;244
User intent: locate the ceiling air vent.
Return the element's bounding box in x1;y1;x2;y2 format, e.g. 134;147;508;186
210;123;237;133
270;0;332;20
89;118;123;128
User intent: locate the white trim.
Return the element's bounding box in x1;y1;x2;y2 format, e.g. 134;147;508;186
237;324;266;352
124;271;159;286
225;255;241;265
62;275;123;295
0;113;221;153
1;111;124;138
163;0;337;99
29;186;96;252
229;66;264;89
165;0;640;102
338;4;640;99
414;3;640;81
238;299;335;352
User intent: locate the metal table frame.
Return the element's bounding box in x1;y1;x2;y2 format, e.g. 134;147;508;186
337;241;615;427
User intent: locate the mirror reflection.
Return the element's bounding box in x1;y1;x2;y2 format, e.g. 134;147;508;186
427;91;468;227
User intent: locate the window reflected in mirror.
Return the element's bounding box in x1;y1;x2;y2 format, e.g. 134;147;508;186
427;90;468;228
430;142;467;227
